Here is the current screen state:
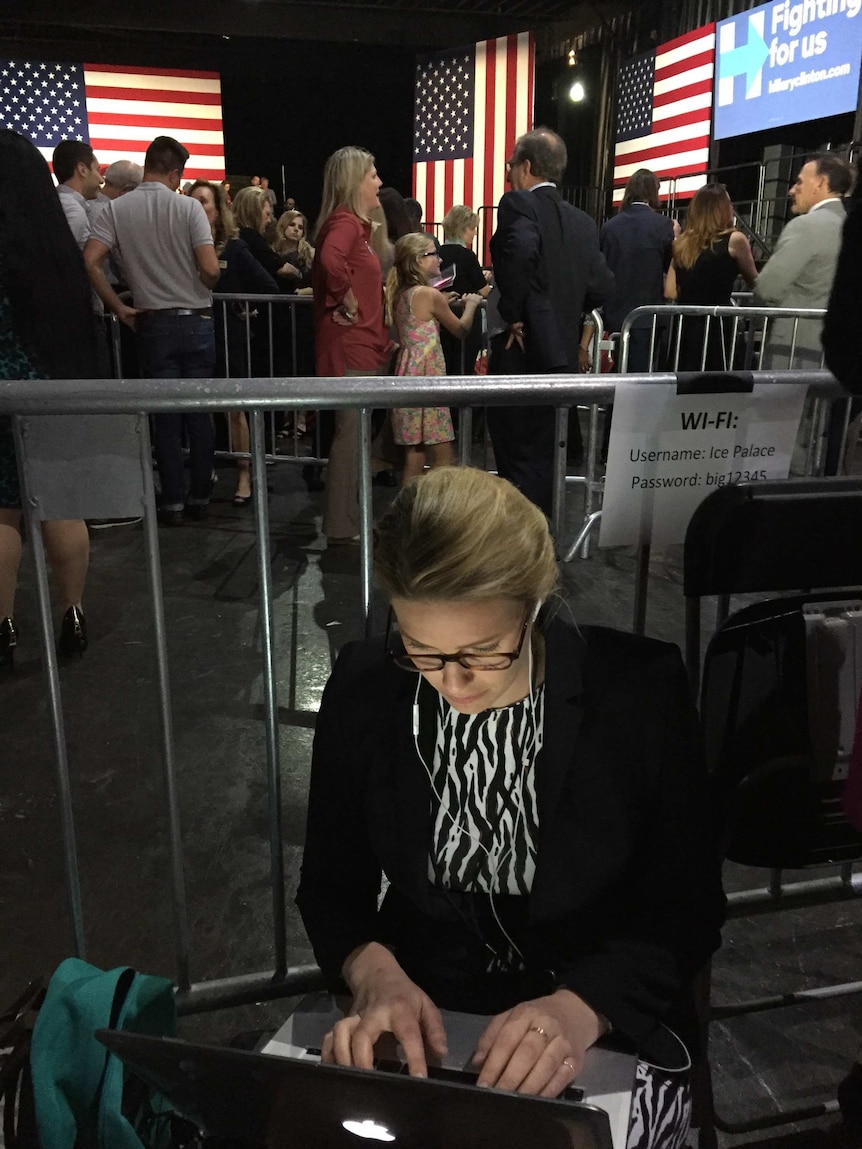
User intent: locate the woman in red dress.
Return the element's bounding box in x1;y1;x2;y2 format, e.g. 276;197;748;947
312;147;393;545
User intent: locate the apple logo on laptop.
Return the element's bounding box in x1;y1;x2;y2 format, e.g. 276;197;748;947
342;1119;397;1142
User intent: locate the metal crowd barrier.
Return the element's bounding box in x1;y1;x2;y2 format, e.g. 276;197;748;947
558;311;610;561
105;293;604;553
213;292;324;467
104;293;329;469
564;303;838;581
618;303;829;376
619;303;836;508
0;369;847;1013
108;292;502;475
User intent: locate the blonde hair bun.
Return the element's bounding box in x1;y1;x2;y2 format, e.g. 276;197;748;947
374;467;559;606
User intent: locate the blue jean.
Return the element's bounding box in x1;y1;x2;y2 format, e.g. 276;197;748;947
137;313;216;510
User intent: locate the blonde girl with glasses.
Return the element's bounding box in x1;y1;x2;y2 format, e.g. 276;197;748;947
384;233;483;485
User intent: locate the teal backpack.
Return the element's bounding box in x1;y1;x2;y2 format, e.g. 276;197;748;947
29;958;180;1149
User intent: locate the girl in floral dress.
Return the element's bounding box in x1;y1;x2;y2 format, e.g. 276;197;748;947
384;233;483;485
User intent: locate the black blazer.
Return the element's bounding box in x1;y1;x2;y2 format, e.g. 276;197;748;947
238;226;290;288
599;205;675;333
489;186;614;372
437;243;488;296
296;616;725;1065
437;243;487;375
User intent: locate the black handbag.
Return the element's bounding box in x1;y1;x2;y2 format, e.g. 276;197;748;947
0;978;47;1149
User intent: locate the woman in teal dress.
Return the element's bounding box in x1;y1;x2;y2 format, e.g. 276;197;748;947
0;130;99;670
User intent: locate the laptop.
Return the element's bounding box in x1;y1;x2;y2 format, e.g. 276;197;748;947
98;1026;616;1149
262;996;636;1149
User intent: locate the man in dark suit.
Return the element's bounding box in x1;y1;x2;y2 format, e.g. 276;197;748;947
598;168;676;372
488;128;614;517
592;168;677;459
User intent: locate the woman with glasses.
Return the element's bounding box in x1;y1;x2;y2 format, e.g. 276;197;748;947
297;466;724;1149
384;233;483;485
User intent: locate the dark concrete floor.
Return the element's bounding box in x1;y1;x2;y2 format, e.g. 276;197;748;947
0;452;860;1149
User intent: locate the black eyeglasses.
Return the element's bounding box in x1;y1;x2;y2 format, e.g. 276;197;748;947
385;610;531;672
421;250;439;258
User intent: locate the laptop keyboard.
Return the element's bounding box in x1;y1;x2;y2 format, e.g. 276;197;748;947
373;1058;585;1102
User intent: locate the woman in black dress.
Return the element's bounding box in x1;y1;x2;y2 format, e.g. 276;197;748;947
665;183;757;371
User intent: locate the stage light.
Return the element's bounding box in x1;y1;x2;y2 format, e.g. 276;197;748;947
568;79;586;103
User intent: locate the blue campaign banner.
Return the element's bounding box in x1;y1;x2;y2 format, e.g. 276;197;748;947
714;0;862;139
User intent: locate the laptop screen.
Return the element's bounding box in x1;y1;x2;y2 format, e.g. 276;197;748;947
97;1029;614;1149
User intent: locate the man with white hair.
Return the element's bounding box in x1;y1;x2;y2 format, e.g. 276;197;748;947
95;160;143;203
88;159;143;287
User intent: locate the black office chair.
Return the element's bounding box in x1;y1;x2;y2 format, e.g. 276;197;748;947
684;477;862;1142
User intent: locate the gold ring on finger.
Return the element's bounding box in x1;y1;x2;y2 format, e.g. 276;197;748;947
563;1058;578;1074
529;1025;550;1042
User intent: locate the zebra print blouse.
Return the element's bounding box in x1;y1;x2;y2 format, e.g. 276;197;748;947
427;684;545;896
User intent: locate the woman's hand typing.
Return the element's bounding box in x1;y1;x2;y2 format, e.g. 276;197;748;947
322;942;448;1078
472;988;608;1098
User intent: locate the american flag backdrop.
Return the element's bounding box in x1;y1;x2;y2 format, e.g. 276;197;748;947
612;24;715;203
0;59;225;180
412;33;534;231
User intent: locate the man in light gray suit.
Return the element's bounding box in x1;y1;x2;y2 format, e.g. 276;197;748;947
755;153;852;369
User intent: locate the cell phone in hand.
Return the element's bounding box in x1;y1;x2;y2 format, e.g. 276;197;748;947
432;264;456;291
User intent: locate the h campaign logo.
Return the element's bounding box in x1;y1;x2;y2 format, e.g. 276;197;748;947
717;11;770;103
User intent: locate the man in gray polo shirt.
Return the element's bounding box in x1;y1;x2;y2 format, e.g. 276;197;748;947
84;135;219;525
53;139;103;250
53;140;113;377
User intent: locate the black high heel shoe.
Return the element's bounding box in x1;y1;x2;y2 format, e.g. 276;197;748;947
58;606;87;658
0;616;17;672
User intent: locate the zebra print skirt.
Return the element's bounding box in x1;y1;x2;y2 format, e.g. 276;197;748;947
626;1062;691;1149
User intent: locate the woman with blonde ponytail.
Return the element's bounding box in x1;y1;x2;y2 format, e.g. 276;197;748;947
385;233;482;485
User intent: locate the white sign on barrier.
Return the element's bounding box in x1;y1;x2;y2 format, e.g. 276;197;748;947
600;382;807;547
